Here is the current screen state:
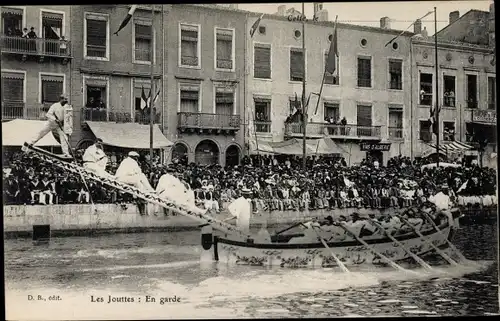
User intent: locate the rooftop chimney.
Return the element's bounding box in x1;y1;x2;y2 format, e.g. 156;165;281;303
449;11;460;25
277;5;286;16
317;10;329;22
414;19;422;34
380;16;391;29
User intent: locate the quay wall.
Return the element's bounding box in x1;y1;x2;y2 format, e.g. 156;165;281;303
3;202;497;239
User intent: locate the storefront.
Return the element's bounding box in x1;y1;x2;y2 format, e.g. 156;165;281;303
466;109;497;167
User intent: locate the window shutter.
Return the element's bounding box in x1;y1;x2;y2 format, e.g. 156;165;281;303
215;92;234;104
290;49;304;80
181;30;198;41
41;75;64;103
180;90;199;100
389;60;402;73
254;46;271;78
135;24;151;39
356;105;372;126
1;78;23;101
87;19;107;46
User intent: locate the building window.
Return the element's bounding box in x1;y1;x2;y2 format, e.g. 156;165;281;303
180;24;199;67
254;44;271;79
215;87;234;115
41;11;63;55
443;121;455;141
85;84;106;110
388;106;403;140
324;52;339;85
488;77;496;109
254;98;271;133
215;28;233;70
134;22;152;63
357;57;371;87
419;120;431;141
2;7;23;37
388;59;402;90
1;71;25;119
290;48;304;82
443;75;456;107
133;79;161;124
41;74;64;105
466;74;478;108
356;104;372;136
179;85;200;113
324;102;339;121
85;13;108;59
419;73;433;105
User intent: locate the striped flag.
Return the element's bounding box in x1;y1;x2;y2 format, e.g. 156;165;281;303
250;14;264;37
114;5;138;36
384;11;433;47
140;86;148;110
325;17;338;75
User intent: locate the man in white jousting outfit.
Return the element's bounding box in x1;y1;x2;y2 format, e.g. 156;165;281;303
23;94;72;158
115;151;154;192
155;167;196;209
82;138;113;178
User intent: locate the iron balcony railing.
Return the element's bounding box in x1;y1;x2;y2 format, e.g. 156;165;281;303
388;127;403;140
216;58;233;69
1;36;71;57
443;96;456;107
285;122;381;139
177;112;240;130
81;107;161;124
1;102;47;121
254;120;271;133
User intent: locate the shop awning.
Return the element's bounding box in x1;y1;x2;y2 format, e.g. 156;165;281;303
2;119;60;147
86;121;173;149
249;137;349;156
423;141;474;157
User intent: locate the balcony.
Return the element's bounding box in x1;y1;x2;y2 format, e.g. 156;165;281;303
285;122;381;140
81;107;161;125
388;127;403;140
1;36;71;64
177;112;240;135
1;103;47;121
254;121;271;133
216;58;233;70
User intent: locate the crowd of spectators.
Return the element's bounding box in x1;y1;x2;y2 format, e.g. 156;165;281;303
3;148;497;214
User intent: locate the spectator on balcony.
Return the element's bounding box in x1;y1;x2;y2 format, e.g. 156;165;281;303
340;117;347;135
59;36;68;55
27;27;37;52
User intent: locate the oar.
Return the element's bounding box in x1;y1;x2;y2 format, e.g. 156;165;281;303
366;217;433;271
274;222;303;235
339;222;409;273
311;225;350;273
420;211;468;262
393;214;459;266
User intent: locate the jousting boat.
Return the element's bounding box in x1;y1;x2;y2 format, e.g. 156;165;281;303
200;209;462;268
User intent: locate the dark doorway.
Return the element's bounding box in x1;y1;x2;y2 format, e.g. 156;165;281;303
225;145;240;167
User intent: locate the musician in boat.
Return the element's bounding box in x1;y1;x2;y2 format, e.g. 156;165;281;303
115;151;154;193
82;138;112;178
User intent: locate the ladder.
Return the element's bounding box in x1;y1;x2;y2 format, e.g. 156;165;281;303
23;143;250;239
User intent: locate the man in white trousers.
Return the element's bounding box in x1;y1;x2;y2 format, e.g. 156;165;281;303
82;138;113;178
23;94;71;157
115;151;154;192
155;168;196;210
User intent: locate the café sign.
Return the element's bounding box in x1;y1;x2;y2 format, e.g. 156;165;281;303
359;143;392;152
472;110;496;124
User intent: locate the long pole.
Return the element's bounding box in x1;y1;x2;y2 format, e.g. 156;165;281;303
434;7;440;167
161;4;165;164
149;4;155;166
243;13;248;157
301;2;307;171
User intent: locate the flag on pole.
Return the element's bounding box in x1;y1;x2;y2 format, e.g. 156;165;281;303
140;86;148;110
429;104;438;135
325;17;338;75
114;5;138;36
152;88;161;104
250;14;264;37
384;11;433;47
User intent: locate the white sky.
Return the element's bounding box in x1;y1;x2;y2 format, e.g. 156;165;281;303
237;1;492;35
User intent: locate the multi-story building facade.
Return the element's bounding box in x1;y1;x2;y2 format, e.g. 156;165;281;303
69;5;166;149
1;5;72;121
165;4;246;166
410;4;496;167
246;4;414;165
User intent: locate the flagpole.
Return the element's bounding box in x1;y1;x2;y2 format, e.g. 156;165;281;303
301;2;307;171
149;4;155;165
434;7;440;167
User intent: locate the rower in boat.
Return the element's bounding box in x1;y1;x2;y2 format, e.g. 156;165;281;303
115;151;154;193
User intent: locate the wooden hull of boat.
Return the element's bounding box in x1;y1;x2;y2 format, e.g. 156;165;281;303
204;223;455;268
